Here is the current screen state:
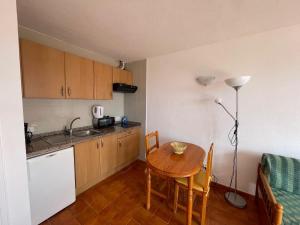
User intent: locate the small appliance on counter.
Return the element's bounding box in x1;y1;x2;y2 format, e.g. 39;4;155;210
93;116;115;129
92;105;104;119
24;122;33;144
92;105;115;129
114;116;122;124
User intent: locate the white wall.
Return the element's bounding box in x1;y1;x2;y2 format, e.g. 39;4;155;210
125;60;147;159
146;24;300;195
0;1;32;224
19;27;125;134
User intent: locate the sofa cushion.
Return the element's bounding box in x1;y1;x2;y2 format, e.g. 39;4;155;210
262;154;300;194
272;188;300;225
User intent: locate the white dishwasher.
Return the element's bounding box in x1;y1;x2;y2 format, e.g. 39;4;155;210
27;147;76;225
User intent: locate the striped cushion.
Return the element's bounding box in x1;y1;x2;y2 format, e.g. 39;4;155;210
272;188;300;225
261;154;300;195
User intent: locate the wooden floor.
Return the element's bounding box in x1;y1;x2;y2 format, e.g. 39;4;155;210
41;161;260;225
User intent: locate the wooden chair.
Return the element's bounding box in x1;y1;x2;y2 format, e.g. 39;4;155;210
145;131;160;157
173;143;214;225
145;131;170;208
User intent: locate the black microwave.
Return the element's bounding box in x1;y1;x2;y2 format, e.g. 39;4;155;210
93;116;115;129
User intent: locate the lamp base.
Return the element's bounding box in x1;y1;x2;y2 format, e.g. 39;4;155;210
224;192;247;208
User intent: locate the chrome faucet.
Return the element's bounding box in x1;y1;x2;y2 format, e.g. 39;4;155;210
66;117;80;136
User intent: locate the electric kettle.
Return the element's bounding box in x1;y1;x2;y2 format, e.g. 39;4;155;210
92;105;104;119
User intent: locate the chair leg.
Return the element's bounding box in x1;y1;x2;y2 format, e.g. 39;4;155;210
174;183;179;213
201;192;208;225
146;169;151;210
187;176;194;225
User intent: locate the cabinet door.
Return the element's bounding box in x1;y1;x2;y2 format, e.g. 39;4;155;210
87;139;101;183
94;62;113;99
74;142;89;189
65;53;94;99
117;129;140;166
123;70;133;85
100;134;117;177
20;39;65;98
130;130;140;160
112;68;121;84
74;139;100;190
112;68;133;85
117;137;130;167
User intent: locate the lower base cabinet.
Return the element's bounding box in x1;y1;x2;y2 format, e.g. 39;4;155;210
100;134;118;177
117;130;140;167
74;127;140;195
74;139;100;194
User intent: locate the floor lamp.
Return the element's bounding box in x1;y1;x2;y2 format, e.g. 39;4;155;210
215;76;251;208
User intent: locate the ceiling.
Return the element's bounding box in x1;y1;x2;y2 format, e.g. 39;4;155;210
17;0;300;62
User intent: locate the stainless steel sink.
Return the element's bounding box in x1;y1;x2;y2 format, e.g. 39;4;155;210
72;129;102;137
43;134;70;145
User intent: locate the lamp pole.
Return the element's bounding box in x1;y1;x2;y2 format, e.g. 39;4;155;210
214;76;251;208
224;86;247;208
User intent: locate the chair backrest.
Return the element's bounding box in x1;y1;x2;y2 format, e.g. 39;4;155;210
145;131;159;157
204;143;214;191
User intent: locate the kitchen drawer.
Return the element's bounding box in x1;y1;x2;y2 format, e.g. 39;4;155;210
117;127;139;139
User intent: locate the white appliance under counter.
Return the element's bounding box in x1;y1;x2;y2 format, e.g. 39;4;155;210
27;147;76;225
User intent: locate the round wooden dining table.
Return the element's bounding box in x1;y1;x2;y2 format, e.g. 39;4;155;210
146;142;206;225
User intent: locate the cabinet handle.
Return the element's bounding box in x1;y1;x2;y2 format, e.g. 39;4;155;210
46;153;56;158
61;86;64;96
68;87;71;96
119;142;122;147
97;142;99;149
101;139;103;148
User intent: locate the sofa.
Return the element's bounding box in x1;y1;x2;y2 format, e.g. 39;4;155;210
256;153;300;225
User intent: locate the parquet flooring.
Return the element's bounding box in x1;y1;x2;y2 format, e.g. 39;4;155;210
41;161;260;225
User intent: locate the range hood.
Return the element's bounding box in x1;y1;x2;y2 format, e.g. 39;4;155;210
113;83;138;93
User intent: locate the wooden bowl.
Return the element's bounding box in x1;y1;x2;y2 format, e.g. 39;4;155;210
170;142;187;155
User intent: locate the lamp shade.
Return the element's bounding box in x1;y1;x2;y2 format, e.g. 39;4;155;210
225;76;251;89
196;76;215;86
214;97;222;104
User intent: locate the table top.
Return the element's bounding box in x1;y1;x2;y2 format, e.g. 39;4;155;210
147;142;206;178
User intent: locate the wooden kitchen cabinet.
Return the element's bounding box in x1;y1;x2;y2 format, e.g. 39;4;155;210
112;68;133;85
74;128;140;194
94;62;113;99
74;139;101;194
117;128;140;167
20;39;136;99
129;131;140;160
20;39;65;98
100;134;118;177
65;53;94;99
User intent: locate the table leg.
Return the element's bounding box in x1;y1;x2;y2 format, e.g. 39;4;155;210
187;176;194;225
146;168;151;210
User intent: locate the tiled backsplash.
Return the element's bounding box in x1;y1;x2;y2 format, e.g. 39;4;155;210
23;93;124;134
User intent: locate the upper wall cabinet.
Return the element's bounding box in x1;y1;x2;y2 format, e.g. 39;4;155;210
20;39;134;100
20;39;65;98
113;68;133;85
94;62;113;100
65;53;94;99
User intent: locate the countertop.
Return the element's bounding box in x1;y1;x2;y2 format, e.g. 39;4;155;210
26;122;141;159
